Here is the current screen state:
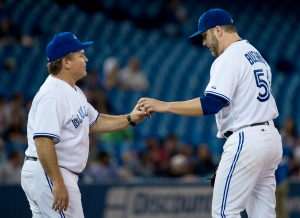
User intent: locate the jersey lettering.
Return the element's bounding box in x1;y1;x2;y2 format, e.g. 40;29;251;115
71;106;89;129
254;69;270;102
71;118;80;128
245;51;266;65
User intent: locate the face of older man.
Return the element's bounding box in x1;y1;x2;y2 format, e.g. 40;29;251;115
68;50;89;80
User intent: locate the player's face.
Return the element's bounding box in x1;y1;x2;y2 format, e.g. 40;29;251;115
202;29;220;57
69;50;88;80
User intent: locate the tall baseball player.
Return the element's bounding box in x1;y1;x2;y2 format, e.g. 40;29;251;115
21;32;147;217
138;9;282;217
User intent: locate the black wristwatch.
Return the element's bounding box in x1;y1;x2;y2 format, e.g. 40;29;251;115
127;114;136;126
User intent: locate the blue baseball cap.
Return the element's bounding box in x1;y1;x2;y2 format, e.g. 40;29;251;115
189;9;233;39
46;32;93;62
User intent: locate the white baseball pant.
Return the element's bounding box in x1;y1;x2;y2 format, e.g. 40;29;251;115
21;159;84;218
212;120;282;217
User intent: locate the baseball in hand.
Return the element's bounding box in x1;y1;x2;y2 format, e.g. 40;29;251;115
140;106;151;118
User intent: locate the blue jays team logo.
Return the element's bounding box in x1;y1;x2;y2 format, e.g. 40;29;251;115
71;106;88;128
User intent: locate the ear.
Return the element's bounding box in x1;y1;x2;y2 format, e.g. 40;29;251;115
214;26;223;38
62;58;71;70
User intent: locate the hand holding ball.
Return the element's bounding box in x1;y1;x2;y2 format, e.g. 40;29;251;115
140;106;151;118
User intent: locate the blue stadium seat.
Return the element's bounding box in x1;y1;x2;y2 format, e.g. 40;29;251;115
3;0;300;157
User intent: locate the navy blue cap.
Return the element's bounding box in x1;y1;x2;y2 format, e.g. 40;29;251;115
46;32;93;62
189;9;233;39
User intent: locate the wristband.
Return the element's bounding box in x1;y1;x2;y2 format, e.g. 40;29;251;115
127;114;136;126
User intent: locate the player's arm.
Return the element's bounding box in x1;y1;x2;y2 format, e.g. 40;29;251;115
35;137;69;213
138;94;228;116
90;103;147;133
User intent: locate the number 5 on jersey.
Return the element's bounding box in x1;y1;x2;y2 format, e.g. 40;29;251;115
254;69;270;102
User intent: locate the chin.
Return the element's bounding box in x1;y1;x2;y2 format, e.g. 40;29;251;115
78;72;87;80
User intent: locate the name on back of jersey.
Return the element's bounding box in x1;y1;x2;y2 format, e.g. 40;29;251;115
71;106;88;129
245;51;266;65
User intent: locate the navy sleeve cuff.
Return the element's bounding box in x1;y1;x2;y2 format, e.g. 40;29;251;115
200;94;228;115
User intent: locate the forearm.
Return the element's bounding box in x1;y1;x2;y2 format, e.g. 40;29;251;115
35;137;64;184
90;114;130;133
167;97;204;116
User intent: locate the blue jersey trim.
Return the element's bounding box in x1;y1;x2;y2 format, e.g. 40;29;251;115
221;132;244;217
33;133;60;142
89;113;99;128
204;91;230;103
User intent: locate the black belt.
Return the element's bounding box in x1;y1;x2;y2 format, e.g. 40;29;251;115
25;156;38;161
223;121;269;139
25;156;79;176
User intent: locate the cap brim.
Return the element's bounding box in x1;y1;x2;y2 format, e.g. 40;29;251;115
189;31;203;39
81;41;93;49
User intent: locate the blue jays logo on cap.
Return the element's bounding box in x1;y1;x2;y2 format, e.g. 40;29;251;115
189;9;233;39
46;32;93;62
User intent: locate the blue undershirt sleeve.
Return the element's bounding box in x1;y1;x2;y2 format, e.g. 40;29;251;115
200;94;229;115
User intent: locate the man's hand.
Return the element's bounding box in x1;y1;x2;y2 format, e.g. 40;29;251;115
52;181;69;213
129;102;150;124
137;98;168;115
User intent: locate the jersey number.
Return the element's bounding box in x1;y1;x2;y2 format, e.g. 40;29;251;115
254;69;270;102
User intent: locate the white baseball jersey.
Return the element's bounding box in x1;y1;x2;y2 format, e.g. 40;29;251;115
26;76;99;173
204;40;279;138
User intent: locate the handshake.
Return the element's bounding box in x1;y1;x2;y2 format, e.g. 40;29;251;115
128;97;166;125
127;96;201;126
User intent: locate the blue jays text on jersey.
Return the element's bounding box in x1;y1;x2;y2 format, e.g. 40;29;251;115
71;106;89;128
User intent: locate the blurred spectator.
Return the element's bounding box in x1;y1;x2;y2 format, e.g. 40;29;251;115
0;96;8;135
179;144;197;166
79;70;111;114
162;133;181;159
25;98;33;115
169;154;196;180
158;0;188;37
280;116;298;149
100;127;135;165
87;134;100;164
194;143;216;178
0;138;6;163
291;143;300;178
275;143;294;218
142;137;169;177
82;151;129;183
118;56;149;91
0;150;23;184
2;57;16;72
169;154;188;177
0;0;35;71
101;57;120;90
0;16;34;47
3;112;27;152
123;149;154;178
4;93;26;125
